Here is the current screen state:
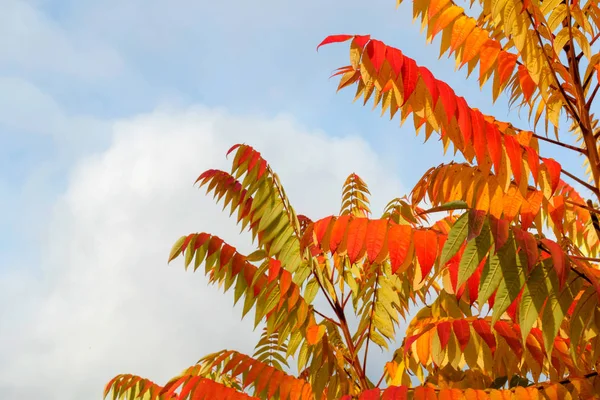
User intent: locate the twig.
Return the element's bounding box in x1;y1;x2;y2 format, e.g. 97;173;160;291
532;133;585;154
314;309;341;327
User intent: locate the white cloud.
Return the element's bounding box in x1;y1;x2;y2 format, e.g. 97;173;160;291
0;106;403;399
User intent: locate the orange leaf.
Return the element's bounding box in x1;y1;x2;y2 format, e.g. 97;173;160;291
388;224;412;273
487;123;502;174
307;324;326;345
330;215;351;253
414;229;438;279
431;6;463;37
520;190;543;230
497;52;518;85
365;219;388;263
414;386;437;400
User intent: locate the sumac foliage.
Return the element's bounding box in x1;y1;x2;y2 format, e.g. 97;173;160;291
106;0;600;399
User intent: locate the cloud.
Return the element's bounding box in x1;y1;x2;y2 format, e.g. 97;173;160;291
0;105;403;399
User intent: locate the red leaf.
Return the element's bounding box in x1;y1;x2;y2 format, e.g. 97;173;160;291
456;96;472;145
518;65;536;101
513;228;538;271
437;321;452;349
472;110;487;168
366;40;386;72
419;67;439;106
467;258;486;305
525;146;540;185
387;224;412;273
494;321;523;357
346;218;369;264
438;81;457;123
219;244;236;269
487;123;502;174
316;34;354;50
353;35;371;49
401;57;419;105
414;229;438;279
383;386;408;400
540;238;567;289
542;157;561;195
453;319;471;351
227;144;242;156
366;219;388;263
504;135;522;184
314;216;334;249
498;52;518;85
359;388;381;400
473;319;496;353
548;195;565;233
387;47;404;78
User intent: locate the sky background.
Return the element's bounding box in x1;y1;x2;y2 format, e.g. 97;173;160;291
0;0;591;398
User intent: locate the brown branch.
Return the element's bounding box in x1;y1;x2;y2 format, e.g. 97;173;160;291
524;11;583;127
586;83;599;110
560;168;600;195
313;309;341;327
532;371;598;391
532;133;585;154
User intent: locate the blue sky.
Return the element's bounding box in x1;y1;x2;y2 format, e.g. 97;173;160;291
0;0;591;398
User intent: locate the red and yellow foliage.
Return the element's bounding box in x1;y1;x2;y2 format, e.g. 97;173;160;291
106;0;600;398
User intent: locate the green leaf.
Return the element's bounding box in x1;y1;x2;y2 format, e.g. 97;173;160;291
492;239;527;324
304;278;320;304
440;212;469;266
168;235;187;263
457;219;491;288
518;260;550;342
541;273;582;356
569;286;597;356
247;249;267;262
478;251;502;306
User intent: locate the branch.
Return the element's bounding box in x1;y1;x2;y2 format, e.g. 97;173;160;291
524;11;583;127
314;309;341;327
532;133;586;154
560;168;600;195
586;83;599;110
564;199;600;215
361;268;381;380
